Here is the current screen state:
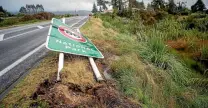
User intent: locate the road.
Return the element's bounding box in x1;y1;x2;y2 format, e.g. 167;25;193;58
0;16;88;99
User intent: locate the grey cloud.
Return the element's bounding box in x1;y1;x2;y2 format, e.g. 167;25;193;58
0;0;97;12
0;0;207;12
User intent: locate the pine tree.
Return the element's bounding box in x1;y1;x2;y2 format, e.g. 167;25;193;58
168;0;176;14
92;3;98;13
191;0;206;12
19;6;27;14
0;6;6;13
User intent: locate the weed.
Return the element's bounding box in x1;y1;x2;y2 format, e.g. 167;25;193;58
201;45;208;60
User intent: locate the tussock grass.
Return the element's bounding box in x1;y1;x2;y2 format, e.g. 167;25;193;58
98;14;208;108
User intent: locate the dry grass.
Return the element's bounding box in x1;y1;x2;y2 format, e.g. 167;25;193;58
61;56;96;86
81;17;120;55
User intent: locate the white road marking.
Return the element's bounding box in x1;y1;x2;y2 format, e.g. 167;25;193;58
4;27;48;41
0;34;4;41
70;16;87;28
0;43;45;77
37;26;44;29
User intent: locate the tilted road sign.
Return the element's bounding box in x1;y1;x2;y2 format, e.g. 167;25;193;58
46;18;104;58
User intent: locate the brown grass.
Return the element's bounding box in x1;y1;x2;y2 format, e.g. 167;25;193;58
61;55;96;86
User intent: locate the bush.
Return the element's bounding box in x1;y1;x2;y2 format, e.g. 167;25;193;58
0;18;18;27
185;14;208;32
16;13;25;17
33;12;54;20
154;10;168;20
0;18;3;22
201;45;208;60
20;15;34;21
139;10;156;25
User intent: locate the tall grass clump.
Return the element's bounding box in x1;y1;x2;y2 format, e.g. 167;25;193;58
138;35;190;85
153;17;185;40
201;45;208;60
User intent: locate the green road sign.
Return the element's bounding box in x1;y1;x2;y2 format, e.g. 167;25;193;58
46;18;104;58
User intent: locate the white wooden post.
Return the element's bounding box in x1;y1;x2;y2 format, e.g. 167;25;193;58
76;29;104;81
57;17;65;81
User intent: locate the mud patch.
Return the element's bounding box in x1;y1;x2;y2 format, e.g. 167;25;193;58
31;78;141;108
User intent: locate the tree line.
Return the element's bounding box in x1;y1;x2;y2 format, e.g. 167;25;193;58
0;6;13;17
92;0;207;14
19;4;44;14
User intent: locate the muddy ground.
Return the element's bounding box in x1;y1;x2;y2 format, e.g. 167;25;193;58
29;73;141;108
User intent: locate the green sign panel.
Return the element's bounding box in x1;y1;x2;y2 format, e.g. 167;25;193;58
46;18;104;58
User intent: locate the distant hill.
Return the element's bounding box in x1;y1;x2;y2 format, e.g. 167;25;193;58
11;10;92;16
50;10;92;16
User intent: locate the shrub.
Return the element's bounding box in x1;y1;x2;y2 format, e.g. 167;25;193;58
139;10;156;25
16;13;25;17
33;12;54;20
0;18;3;22
201;45;208;60
154;10;168;20
20;15;34;21
0;18;18;27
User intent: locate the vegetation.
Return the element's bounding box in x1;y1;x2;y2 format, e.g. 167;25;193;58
87;0;208;107
1;0;208;107
0;12;54;28
97;11;208;107
0;5;73;28
19;4;44;14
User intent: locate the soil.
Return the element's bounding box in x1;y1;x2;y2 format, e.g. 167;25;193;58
30;74;141;108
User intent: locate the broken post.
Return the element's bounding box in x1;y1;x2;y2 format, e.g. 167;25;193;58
76;29;104;81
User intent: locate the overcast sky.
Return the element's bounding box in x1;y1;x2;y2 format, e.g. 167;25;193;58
0;0;207;12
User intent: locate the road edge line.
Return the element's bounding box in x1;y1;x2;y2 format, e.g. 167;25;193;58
0;43;45;77
0;34;4;41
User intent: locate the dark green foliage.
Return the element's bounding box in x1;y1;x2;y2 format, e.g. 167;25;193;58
0;6;6;13
191;0;206;13
185;13;208;32
97;0;109;11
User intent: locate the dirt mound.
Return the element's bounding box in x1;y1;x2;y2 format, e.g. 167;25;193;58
30;78;141;108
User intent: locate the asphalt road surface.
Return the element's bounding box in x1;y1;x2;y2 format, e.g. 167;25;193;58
0;16;88;99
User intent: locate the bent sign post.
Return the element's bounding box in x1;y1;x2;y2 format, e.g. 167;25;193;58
46;18;104;81
46;18;104;58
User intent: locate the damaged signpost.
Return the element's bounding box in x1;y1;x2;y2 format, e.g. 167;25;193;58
46;18;104;81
